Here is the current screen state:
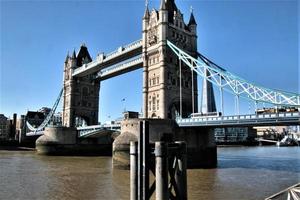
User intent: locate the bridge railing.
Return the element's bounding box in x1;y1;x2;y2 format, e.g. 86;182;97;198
265;183;300;200
176;112;300;124
105;39;142;60
77;124;121;137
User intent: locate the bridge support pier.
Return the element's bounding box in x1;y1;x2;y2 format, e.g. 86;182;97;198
113;119;217;169
36;126;113;155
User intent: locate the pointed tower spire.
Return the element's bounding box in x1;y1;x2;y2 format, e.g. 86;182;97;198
65;51;70;63
188;6;197;26
71;49;76;59
143;0;150;19
160;0;166;10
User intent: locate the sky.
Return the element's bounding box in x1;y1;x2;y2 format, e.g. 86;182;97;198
0;0;298;122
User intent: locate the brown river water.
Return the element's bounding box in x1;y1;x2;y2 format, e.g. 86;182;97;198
0;146;299;200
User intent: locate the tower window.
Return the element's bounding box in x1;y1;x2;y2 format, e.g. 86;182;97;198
152;96;156;111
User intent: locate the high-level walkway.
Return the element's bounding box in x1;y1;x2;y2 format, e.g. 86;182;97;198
72;39;142;77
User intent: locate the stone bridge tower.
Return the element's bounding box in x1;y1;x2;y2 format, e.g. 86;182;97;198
142;0;198;119
62;45;100;127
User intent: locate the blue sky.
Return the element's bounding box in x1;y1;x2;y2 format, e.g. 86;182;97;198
0;0;298;122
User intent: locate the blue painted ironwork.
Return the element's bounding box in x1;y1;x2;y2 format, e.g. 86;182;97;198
26;88;63;134
167;40;300;107
77;124;121;138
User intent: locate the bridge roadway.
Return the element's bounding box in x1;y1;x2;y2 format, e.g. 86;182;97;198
72;39;142;77
177;112;300;127
26;112;299;137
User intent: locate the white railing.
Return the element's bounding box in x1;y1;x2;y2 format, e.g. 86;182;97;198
265;183;300;200
77;124;121;137
176;112;300;125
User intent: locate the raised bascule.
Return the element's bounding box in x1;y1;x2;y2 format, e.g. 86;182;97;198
24;0;300;168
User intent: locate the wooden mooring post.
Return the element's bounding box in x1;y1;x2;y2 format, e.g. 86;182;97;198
130;120;187;200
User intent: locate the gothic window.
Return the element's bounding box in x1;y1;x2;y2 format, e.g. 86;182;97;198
153;78;156;85
172;31;175;37
148;28;157;46
82;100;87;107
149;101;152;111
157;77;159;84
157;100;159;110
152;96;156;111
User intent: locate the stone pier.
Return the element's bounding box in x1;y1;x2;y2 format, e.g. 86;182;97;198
36;126;113;156
113;119;217;169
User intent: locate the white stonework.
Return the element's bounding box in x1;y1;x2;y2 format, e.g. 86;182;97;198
142;0;198;119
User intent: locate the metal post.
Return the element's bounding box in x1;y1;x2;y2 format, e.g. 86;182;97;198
237;95;240;115
138;121;143;200
155;142;169;200
191;67;195;114
175;141;187;200
179;58;182;118
220;87;224;115
130;141;138;200
142;121;149;200
255;101;258;114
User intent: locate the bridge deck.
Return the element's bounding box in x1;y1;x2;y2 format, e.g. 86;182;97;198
96;56;143;81
72;39;142;77
177;112;300;127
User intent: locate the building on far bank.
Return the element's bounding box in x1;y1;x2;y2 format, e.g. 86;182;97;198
0;114;9;140
214;127;257;144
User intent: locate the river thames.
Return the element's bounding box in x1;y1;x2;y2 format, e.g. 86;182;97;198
0;146;299;200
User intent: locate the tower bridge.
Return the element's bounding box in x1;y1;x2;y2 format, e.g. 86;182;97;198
23;0;300;168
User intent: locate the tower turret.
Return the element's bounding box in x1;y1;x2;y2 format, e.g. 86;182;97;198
188;10;197;34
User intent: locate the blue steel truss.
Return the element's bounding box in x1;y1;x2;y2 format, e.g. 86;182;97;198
26;88;63;133
167;40;300;107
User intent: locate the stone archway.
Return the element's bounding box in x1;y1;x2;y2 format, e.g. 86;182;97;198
74;116;90;127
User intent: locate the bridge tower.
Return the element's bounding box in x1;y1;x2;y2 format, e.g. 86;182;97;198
142;0;198;119
62;45;100;127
